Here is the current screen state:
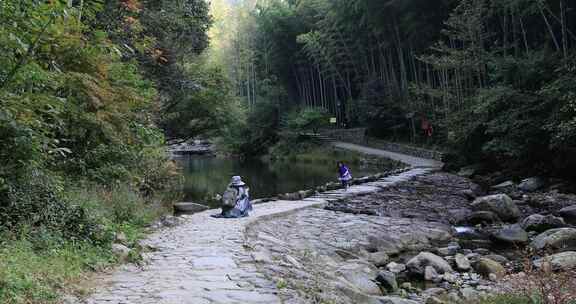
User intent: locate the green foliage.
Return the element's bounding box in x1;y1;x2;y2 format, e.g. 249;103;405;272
0;1;208;301
220;98;281;156
283;107;330;133
161;61;245;139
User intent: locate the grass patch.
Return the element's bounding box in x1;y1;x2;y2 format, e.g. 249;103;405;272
0;238;114;304
0;184;171;304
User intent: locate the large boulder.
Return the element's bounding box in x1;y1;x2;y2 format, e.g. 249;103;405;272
406;252;453;276
471;194;521;222
533;251;576;271
386;262;406;274
455;253;471;271
474;258;506;279
111;244;131;260
483;254;509;265
491;225;529;245
376;271;398;292
336;261;381;296
425;266;441;282
530;228;576;253
518;177;547;192
559;205;576;225
520;214;566;233
467;211;502;226
368;251;390;267
173;202;209;214
491;181;515;190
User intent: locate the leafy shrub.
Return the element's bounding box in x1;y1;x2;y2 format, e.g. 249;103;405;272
0;171;111;244
283;107;330;133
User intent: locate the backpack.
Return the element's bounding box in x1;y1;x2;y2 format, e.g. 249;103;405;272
222;187;238;207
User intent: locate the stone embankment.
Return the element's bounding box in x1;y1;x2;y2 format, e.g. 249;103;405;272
248;172;576;304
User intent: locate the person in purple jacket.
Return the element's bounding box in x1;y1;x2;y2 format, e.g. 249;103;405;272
337;161;352;190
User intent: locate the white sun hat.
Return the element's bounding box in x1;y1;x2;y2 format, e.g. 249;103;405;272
230;176;246;186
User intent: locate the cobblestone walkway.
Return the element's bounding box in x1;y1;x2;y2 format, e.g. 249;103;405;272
79;166;434;304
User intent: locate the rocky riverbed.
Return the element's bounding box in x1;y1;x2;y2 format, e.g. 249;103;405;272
246;173;576;304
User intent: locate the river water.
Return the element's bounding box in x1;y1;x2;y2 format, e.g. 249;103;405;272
175;155;382;208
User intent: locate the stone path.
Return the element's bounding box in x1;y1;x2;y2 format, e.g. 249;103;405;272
333;142;443;168
78;167;434;304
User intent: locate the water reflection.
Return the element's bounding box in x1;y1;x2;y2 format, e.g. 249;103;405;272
175;156;381;207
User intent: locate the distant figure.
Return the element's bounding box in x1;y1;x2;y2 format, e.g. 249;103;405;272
337;161;353;190
213;176;253;218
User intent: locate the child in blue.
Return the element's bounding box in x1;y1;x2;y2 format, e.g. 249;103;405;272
337;161;352;189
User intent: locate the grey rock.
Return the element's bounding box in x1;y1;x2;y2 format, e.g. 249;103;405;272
401;282;413;290
475;258;506;279
447;292;461;303
521;214;566;233
422;288;447;299
368;251;390;267
406;252;453;275
455;253;471;271
279;192;301;200
442;272;458;283
483;254;509;265
491;224;529;245
160;215;181;227
436;245;459;256
491;181;515;190
61;295;79;304
460;287;483;301
298;190;311;199
533;251;576;270
458;189;477;200
335;249;362;260
473;248;491;255
426;297;447;304
449;209;473;224
467;211;502;225
336;262;381;296
518;177;546;192
114;231;127;244
559;205;576;225
425;266;440;282
111;243;131;260
458;166;477;178
376;271;398;292
335;282;384;304
530;228;576;253
386;262;406;274
471;194;521;222
173;202;209;214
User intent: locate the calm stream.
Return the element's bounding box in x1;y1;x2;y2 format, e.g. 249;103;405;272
175;156;382;208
